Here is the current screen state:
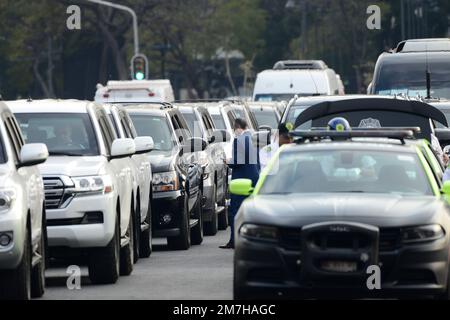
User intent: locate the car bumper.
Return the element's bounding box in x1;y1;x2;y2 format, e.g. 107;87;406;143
0;212;25;270
46;192;116;248
234;236;450;299
152;190;185;237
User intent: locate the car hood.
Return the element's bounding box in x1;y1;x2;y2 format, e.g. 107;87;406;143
38;156;107;177
148;150;177;173
242;193;447;228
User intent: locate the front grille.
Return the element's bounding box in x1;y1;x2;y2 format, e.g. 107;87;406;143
43;177;74;210
379;228;402;251
279;228;301;250
311;232;371;250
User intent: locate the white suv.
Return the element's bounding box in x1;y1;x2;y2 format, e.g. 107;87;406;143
9;99;138;284
0;102;48;300
103;104;154;259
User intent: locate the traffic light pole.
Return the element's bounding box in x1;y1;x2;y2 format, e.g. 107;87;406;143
87;0;139;56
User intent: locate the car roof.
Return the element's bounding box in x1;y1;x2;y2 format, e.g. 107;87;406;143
122;103;174;116
5;99;94;113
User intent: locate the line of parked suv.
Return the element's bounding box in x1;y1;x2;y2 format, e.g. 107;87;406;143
0;97;282;300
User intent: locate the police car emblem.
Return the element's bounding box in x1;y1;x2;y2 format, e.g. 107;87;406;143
359;118;381;128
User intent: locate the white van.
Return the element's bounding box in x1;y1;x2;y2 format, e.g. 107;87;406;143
252;60;342;102
95;80;175;104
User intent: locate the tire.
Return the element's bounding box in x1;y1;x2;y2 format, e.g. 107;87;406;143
0;222;32;300
204;185;218;236
133;198;140;264
190;191;204;245
139;192;153;258
120;203;135;276
88;210;120;285
31;215;46;298
167;197;190;250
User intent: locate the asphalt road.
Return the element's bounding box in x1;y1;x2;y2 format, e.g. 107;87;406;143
40;230;234;300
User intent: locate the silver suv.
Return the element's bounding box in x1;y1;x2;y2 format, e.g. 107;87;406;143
9;99;140;284
0;102;48;300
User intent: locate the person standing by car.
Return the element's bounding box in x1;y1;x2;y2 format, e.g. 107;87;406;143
220;119;259;249
259;123;293;171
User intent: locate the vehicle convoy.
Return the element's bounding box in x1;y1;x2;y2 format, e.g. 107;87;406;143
125;104;205;250
95;80;175;104
369;38;450;99
253;60;342;102
0;102;49;300
9;99;139;284
103;104;154;259
231;129;450;300
175;104;231;233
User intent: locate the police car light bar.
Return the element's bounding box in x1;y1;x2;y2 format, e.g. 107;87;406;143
291;130;415;144
310;127;421;134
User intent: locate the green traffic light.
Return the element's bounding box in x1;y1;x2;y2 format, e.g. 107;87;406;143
135;72;145;80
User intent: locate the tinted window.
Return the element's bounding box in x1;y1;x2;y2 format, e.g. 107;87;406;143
210;114;226;130
252;109;279;128
260;150;432;196
180;111;203;138
130;115;174;151
15;113;100;156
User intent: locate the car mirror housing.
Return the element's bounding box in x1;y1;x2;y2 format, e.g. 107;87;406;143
230;179;254;196
183;137;208;153
134;136;154;154
19;143;49;167
111;138;136;159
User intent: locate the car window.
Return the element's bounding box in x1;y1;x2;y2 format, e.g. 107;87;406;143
252;108;279;128
180;111;202;138
210;113;226;130
259;149;433;196
130;114;174;151
15;113;100;156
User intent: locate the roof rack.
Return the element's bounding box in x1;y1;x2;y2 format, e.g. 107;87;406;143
174;98;243;104
273;60;328;70
291;130;415;145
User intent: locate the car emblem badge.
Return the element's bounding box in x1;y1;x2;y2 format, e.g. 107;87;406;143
359;118;381;128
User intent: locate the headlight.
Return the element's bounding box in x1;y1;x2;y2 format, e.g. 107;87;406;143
0;189;16;213
152;171;179;192
71;176;113;194
239;224;279;242
402;225;445;244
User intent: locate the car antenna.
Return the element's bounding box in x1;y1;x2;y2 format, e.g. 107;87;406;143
425;43;432;100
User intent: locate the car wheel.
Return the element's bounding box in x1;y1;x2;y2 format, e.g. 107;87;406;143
31;214;46;298
88;210;120;285
167;196;190;250
120;203;135;276
204;185;218;236
133;198;140;264
0;222;32;300
139;192;153;258
191;191;204;245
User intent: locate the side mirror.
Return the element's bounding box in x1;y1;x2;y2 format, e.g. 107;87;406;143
111;138;136;159
134;136;154;154
210;129;231;143
183;137;208;153
19;143;48;167
230;179;254;196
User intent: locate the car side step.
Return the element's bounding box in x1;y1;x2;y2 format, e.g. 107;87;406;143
141;221;150;232
189;219;199;229
32;252;42;268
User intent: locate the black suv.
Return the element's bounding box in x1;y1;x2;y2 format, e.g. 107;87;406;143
175;103;231;234
125;103;206;250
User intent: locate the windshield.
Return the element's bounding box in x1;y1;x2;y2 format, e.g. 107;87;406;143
252;109;279;128
129;114;174;151
375;59;450;99
285;106;310;129
259;149;432;196
15;113;99;156
210;113;226;130
180;111;203;138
